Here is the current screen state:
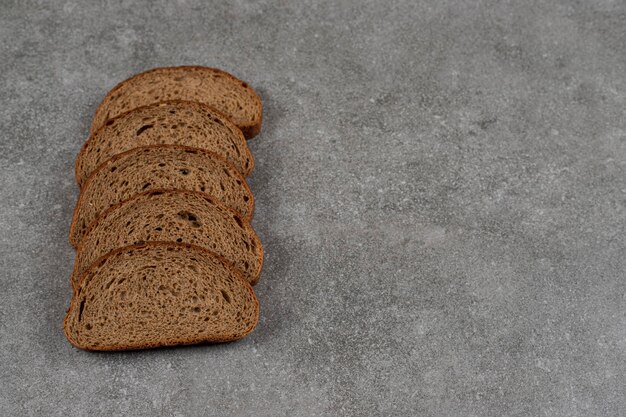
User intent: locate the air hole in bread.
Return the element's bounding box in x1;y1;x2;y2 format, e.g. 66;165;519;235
233;215;243;228
104;278;115;290
180;169;190;175
78;300;85;322
177;211;198;222
136;124;154;136
221;290;231;304
105;119;115;126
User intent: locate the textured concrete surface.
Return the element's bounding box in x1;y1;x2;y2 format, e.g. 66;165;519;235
1;0;625;415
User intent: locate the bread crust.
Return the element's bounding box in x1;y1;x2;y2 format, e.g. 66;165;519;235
90;66;262;139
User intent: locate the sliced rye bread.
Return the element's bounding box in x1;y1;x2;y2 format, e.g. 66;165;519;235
90;66;262;139
69;145;254;248
75;100;253;187
71;190;263;289
64;242;259;351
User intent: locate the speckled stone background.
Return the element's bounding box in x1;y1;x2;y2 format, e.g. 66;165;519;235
1;1;625;415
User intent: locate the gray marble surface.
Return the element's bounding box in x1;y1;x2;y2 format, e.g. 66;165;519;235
1;1;625;415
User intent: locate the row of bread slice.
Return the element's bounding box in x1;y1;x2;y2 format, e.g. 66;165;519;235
65;67;264;350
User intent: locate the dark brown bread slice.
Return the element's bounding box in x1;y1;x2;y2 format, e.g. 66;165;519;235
64;242;259;351
76;100;253;187
69;145;254;248
71;190;263;289
90;66;262;139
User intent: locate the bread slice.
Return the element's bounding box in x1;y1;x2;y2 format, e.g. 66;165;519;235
90;66;262;139
76;100;253;187
71;190;263;289
69;145;254;248
64;242;259;351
